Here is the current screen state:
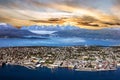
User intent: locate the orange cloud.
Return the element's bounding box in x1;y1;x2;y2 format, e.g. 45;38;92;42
0;0;120;29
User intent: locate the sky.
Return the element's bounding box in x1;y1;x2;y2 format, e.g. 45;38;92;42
0;0;120;29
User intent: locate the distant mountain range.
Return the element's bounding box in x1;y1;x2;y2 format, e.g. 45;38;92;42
0;23;16;30
0;23;50;38
21;25;120;40
54;29;120;40
21;25;79;31
0;23;120;40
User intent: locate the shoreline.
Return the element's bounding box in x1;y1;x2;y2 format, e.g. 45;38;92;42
0;64;118;72
0;46;120;71
0;45;120;49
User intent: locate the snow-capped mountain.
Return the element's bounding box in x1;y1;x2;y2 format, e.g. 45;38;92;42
0;23;8;26
0;23;50;38
21;25;120;40
21;25;79;31
0;23;16;30
103;27;120;31
54;27;120;40
0;23;120;40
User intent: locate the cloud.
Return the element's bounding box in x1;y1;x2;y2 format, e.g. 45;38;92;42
111;0;120;18
0;0;120;29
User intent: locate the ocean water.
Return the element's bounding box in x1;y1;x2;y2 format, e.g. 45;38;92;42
0;37;120;47
0;65;119;80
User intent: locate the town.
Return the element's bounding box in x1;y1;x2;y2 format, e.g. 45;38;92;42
0;46;120;71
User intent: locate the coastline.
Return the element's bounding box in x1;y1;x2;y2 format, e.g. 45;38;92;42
0;46;120;71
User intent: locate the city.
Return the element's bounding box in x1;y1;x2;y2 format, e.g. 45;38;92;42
0;46;120;71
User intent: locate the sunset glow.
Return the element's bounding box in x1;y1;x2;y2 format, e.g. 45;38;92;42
0;0;120;29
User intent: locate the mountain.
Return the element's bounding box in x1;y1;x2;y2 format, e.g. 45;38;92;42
1;23;120;40
0;23;50;38
21;25;79;31
54;27;120;40
21;25;120;40
0;23;16;30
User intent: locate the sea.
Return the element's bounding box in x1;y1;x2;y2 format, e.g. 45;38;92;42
0;37;120;47
0;65;120;80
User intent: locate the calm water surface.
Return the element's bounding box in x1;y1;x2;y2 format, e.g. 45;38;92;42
0;65;119;80
0;37;120;47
